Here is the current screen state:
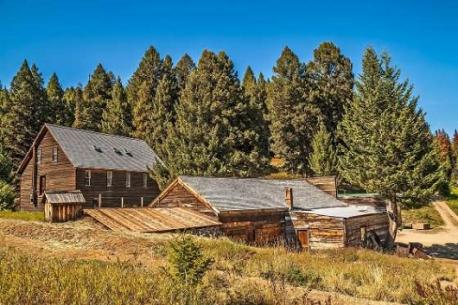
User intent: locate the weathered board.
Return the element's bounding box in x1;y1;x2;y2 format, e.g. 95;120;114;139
305;176;337;197
84;207;222;233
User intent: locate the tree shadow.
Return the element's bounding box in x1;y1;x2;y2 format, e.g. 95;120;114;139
425;243;458;260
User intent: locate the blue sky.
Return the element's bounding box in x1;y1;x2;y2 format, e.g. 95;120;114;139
1;0;457;135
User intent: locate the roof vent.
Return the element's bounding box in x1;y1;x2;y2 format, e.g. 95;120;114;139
93;145;103;153
124;149;133;157
285;187;293;210
113;148;123;155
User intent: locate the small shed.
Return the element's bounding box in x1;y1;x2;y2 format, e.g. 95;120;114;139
42;191;86;222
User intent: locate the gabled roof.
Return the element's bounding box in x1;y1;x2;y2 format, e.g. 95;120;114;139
155;176;348;213
41;190;86;205
18;124;161;173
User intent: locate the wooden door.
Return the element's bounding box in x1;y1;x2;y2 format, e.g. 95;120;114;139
39;175;46;195
297;230;309;249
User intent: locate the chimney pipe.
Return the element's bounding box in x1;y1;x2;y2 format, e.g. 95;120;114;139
285;187;293;210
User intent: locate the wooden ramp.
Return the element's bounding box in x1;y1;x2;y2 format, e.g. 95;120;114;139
84;207;221;233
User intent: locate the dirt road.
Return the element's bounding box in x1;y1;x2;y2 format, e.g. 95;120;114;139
396;201;458;259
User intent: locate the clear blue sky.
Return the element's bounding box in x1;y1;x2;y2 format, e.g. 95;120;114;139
1;0;457;135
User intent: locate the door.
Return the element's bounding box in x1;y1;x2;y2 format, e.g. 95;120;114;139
297;230;310;250
39;175;46;195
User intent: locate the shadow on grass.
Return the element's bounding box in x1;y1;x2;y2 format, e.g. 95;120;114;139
425;243;458;260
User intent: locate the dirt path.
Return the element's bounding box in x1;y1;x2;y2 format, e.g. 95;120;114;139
396;201;458;260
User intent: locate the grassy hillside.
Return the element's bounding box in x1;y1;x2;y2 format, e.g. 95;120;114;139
0;217;457;305
402;205;444;228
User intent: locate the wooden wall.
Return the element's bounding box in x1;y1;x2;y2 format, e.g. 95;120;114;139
153;183;215;216
305;176;337;197
20;130;76;211
76;169;159;208
288;211;345;250
344;213;389;247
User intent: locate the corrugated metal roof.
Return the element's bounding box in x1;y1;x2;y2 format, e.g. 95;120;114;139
85;207;222;233
179;176;347;212
42;191;86;204
305;205;386;218
46;124;160;172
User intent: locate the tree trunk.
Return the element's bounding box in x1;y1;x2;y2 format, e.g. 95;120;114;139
385;196;402;249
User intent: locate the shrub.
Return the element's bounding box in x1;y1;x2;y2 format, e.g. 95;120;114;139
0;180;15;210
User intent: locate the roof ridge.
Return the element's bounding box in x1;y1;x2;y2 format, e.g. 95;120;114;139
45;123;146;143
180;175;307;182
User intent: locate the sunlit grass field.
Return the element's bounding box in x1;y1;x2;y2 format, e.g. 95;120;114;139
0;210;44;222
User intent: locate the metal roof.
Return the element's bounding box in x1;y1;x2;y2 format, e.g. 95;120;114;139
179;176;347;213
46;124;160;172
42;190;86;204
305;205;386;219
84;207;222;233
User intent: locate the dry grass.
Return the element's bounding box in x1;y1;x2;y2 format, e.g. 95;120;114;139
402;204;444;228
447;186;458;216
0;218;456;304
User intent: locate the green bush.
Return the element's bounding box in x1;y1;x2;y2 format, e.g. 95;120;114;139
0;180;15;210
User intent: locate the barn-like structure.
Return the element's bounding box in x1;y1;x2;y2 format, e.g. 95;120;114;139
151;176;389;249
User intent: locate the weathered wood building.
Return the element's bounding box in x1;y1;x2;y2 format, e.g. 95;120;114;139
151;176;389;249
17;124;161;211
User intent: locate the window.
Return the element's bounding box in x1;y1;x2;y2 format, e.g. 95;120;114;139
107;171;113;187
51;147;58;163
143;173;148;188
85;170;91;187
39;175;46;195
126;172;131;188
36;148;42;165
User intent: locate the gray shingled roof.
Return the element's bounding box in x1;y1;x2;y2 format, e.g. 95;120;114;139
47;124;160;172
42;190;86;204
179;176;347;212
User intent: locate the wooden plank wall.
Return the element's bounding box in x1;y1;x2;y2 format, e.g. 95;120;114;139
20;131;76;211
344;213;389;247
305;176;337;197
153;183;215;216
288;211;345;249
76;169;159;208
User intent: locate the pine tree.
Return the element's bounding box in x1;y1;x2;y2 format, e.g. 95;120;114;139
30;64;51;127
2;61;48;167
47;73;71;126
174;53;195;92
132;81;154;139
127;46;162;102
66;86;84;128
268;47;319;174
306;42;353;137
308;124;337;176
240;66;271;174
149;57;178;158
162;50;264;177
452;130;458;184
433;129;453;195
338;48;442;247
81;64;114;130
101;78;132;136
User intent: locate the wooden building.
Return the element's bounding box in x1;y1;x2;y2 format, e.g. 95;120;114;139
151;176;389;249
42;190;85;222
17;124;161;211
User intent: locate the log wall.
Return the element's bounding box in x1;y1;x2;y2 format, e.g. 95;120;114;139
344;213;389;247
288;211;345;250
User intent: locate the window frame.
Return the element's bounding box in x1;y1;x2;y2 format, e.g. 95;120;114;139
107;171;113;187
51;146;58;163
36;148;42;165
85;170;92;187
143;173;148;188
126;172;131;188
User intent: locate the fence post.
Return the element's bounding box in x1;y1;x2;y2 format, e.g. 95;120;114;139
98;194;102;208
141;197;144;208
121;197;124;208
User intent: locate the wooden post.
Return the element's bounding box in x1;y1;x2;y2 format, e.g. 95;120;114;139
98;194;102;208
141;197;144;208
121;197;124;208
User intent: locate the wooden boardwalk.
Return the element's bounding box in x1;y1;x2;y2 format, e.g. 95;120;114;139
84;207;221;233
